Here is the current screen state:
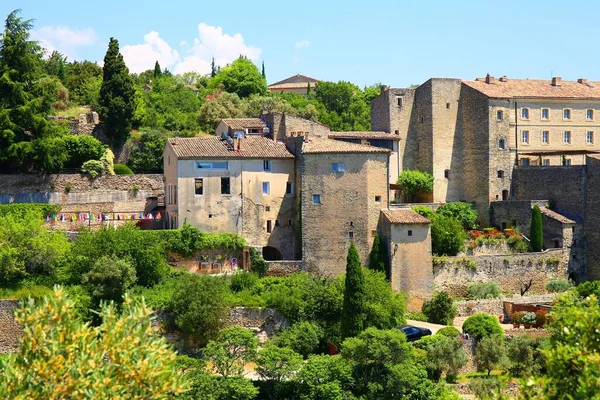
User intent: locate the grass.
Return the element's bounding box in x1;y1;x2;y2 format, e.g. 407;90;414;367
54;106;91;118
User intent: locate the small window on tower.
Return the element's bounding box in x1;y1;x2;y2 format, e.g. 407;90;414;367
408;230;413;237
444;169;450;179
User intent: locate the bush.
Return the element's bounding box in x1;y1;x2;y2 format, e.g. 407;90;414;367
397;169;434;200
0;204;61;218
274;321;323;358
422;291;457;325
546;279;573;293
81;255;137;304
249;246;268;277
63;135;104;169
430;214;466;256
437;326;461;337
467;282;501;300
469;377;501;400
406;311;428;322
411;205;435;219
574;280;600;298
230;272;259;293
462;313;504;341
521;311;537;325
419;334;467;381
113;163;133;175
81;159;104;178
437;202;478;230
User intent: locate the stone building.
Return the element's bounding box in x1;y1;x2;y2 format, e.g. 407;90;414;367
268;74;320;95
216;118;268;137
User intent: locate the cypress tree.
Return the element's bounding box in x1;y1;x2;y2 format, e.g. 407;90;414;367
153;60;161;78
368;234;388;276
530;205;543;252
261;60;266;79
306;83;311;96
210;57;217;77
98;37;136;148
341;243;366;340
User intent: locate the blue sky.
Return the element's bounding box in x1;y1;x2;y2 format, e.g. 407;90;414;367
2;0;600;88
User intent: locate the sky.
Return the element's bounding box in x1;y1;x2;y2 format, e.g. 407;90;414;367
2;0;600;88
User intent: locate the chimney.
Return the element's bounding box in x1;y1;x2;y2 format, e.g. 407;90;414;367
499;76;508;82
172;137;178;145
485;73;495;84
237;136;242;150
578;78;588;85
380;85;388;95
232;137;238;150
552;77;562;86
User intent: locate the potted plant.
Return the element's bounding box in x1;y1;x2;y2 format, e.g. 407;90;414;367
522;311;537;329
535;310;547;328
512;311;524;328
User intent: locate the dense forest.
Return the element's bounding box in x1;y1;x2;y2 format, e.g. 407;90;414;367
0;9;379;175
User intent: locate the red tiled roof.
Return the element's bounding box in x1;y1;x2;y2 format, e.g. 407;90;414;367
168;136;293;159
221;118;266;130
301;139;391;154
269;74;320;87
463;78;600;99
381;209;431;224
328;131;401;140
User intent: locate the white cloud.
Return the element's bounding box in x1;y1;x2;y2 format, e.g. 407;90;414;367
32;26;97;59
121;31;180;74
295;40;310;49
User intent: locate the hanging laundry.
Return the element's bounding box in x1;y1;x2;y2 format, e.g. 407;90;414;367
156;212;162;220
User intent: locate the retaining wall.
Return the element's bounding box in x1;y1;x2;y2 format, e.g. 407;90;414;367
0;300;21;353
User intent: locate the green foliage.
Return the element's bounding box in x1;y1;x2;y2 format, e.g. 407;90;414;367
367;233;388;275
255;345;303;382
170;274;228;346
126;131;166;173
575;280;600;298
81;159;104;178
100;147;115;175
476;335;507;376
99;37;136;147
417;334;468;380
430;214;466;256
412;205;435;219
198;91;244;132
530;205;543;252
210;57;267;98
0;203;60;218
437;201;479;230
249;246;268;277
81;255;137;304
65;60;102;106
63;135;105;168
422;291;457;325
546;279;573;293
506;334;542;377
113;163;133;175
397;169;434;198
274;321;323;358
406;311;429;321
160;222;246;257
0;287;188;398
467;282;501;300
362;269;406;329
204;326;258;378
462;313;504;341
314;81;371;131
341;243;366;340
469;377;501;400
295;354;354;400
437;326;461;337
230;272;259;293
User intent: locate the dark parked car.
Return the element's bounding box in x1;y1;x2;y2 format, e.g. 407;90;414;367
398;325;432;342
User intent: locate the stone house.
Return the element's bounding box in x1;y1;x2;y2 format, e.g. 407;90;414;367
216;118;268;137
268;74;320;95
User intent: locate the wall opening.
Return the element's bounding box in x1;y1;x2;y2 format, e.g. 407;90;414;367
263;246;283;261
502;190;509;200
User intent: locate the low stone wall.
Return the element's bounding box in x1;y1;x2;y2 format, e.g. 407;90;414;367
455;294;556;317
0;300;22;354
228;307;290;339
265;260;303;276
433;249;568;297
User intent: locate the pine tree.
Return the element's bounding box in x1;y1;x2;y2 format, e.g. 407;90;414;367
306;83;311;96
530;205;543;252
368;234;388;276
98;37;136;148
211;57;217;77
153;60;161;78
341;243;366;340
261;60;266;79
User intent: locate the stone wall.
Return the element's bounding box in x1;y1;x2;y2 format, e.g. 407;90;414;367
265;260;303;276
228;307;290;339
0;300;21;353
433;249;568;297
585;156;600;280
50;112;99;136
455;294;556;318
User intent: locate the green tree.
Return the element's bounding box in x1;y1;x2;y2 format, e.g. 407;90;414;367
210;57;266;98
0;288;188;398
198;91;243;132
261;60;265;79
530;204;543;252
204;326;258;378
154;60;162;78
43;50;67;82
65;60;103;106
397;169;434;201
255;345;302;383
417;335;468;380
367;233;388;275
296;355;354;400
506;334;539;377
422;291;457;325
462;313;504;341
98;37;136;147
274;321;323;358
476;335;507;376
362;269;406;329
469;377;501;400
430;214;466;256
341;243;366;340
437;201;479;230
412;205;435;219
211;56;217;77
63;134;105;168
82;255;137;304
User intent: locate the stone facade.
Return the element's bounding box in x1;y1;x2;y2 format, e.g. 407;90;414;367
0;300;21;354
263;112;331;141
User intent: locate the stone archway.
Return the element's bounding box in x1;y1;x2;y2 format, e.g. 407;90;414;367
262;246;283;261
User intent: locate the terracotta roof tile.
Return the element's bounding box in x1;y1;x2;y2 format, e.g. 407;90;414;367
301;139;391;154
463;78;600;99
381;209;431;224
269;74;320;87
328;131;401;140
221;118;266;130
168;136;293;159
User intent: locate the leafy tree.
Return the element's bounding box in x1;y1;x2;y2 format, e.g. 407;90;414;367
127;132;167;173
210;56;267;98
574;280;600;298
99;37;136;147
422;291;457;325
100;147;115;175
255;345;302;383
296;355;354;400
204;326;258;378
241;94;294;117
530;204;543;252
367;233;388;275
430;214;466;256
82;255;137;304
462;313;504;341
469;377;501;400
314;81;371;131
437;201;479;230
397;169;434;201
170;274;228;346
506;334;540;377
63;134;105;168
362;269;406;329
198;91;243;132
385;362;449;400
65;60;102;106
417;335;468;380
153;60;161;78
412;205;435;219
0;288;188;398
274;321;323;358
476;335;507;376
43;50;67;82
341;242;366;340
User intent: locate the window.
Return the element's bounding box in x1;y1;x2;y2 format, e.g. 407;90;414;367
375;195;382;203
496;110;503;121
522;130;529;144
497;170;505;178
394;130;400;135
338;138;361;144
263;160;271;171
262;182;270;195
408;230;413;237
564;158;572;166
563;109;571;120
286;182;294;195
194;178;203;195
331;163;345;173
543;159;550;166
564;131;571;144
587;109;594;120
521;158;530;166
444;169;450;179
174;185;177;204
275;220;280;227
498;138;506;149
196;161;228;170
312;194;321;204
521;108;529;119
369;139;394;150
288;219;293;226
266;220;272;233
446;103;450;109
348;232;354;239
397;97;403;107
420;116;425;123
587;131;594;144
541;108;549;120
542;131;549;144
221;177;230;194
265;206;270;212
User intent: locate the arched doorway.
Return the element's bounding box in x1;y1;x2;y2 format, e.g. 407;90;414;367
262;246;283;261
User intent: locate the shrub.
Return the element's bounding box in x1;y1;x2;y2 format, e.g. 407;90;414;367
467;282;501;300
0;204;61;218
230;272;259;293
274;321;323;358
411;205;435;220
397;169;434;200
249;246;268;277
113;163;133;175
81;255;137;304
512;311;525;325
530;205;543;252
469;377;501;400
437;201;478;230
430;214;466;256
462;313;504;341
419;334;467;381
574;280;600;298
255;345;303;383
546;279;573;293
406;311;428;322
437;326;461;337
81;159;104;178
521;311;537;325
422;291;457;325
100;148;115;176
63;135;104;169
